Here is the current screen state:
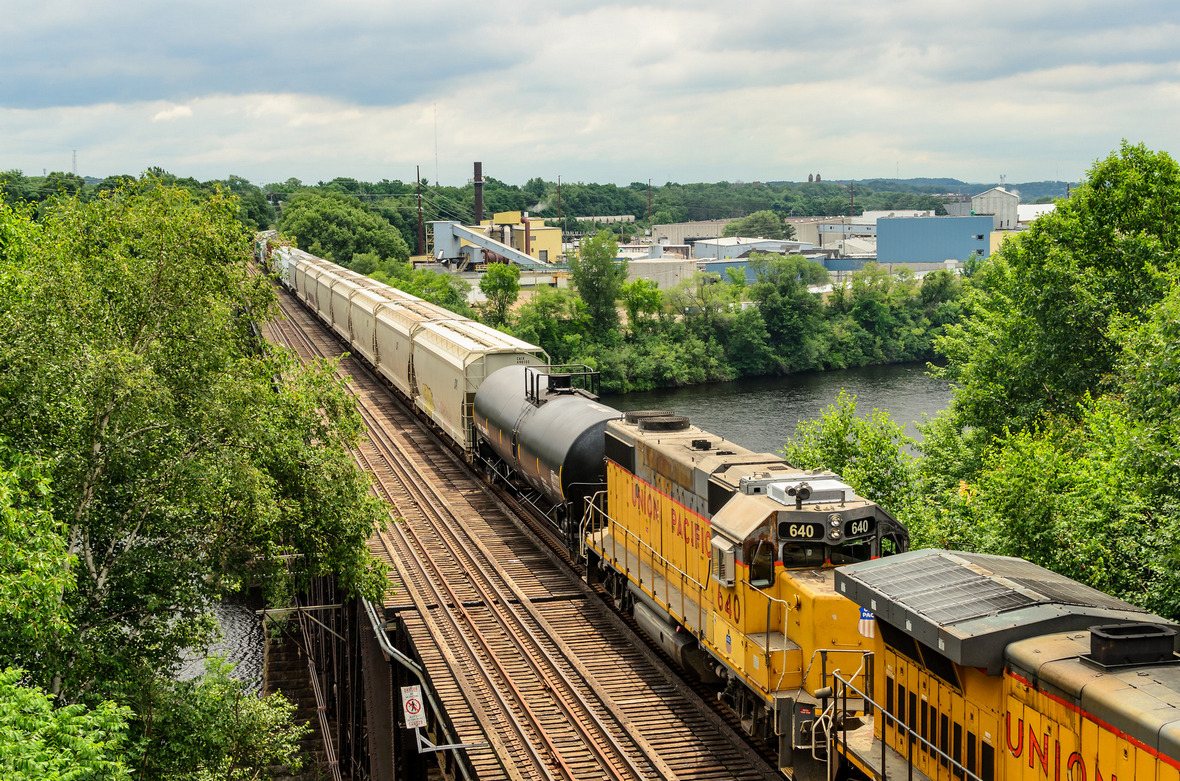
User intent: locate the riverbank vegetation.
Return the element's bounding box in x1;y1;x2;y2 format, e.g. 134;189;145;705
0;183;387;776
502;244;964;394
783;142;1180;620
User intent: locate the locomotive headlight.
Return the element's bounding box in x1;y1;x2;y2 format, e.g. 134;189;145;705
829;519;840;528
830;531;842;541
828;513;841;525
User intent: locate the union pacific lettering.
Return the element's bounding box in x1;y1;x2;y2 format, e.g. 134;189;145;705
631;480;661;524
669;504;710;556
1005;711;1116;781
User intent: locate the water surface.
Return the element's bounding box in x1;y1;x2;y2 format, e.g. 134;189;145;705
603;362;952;455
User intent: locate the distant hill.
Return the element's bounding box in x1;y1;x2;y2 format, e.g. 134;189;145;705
850;178;1077;203
761;177;1076;202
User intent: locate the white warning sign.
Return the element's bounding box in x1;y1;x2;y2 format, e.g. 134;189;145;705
401;685;427;729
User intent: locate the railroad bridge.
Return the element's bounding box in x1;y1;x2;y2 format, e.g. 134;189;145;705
258;280;781;781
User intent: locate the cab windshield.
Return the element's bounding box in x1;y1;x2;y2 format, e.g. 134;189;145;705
780;542;827;569
829;539;873;565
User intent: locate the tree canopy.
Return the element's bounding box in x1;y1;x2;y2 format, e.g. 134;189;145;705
783;142;1180;620
570;231;627;335
721;209;796;240
479;262;521;327
0;184;387;773
936;141;1180;439
279;191;409;266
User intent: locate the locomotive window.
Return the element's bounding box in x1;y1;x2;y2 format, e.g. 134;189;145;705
966;732;977;777
749;540;775;588
829;540;872;565
881;531;906;556
780;543;826;568
981;741;994;781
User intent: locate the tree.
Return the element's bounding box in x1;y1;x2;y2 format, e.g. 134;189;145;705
620;278;663;331
570;231;627;336
747;254;828;371
722;210;795;240
780;391;916;517
936;141;1180;438
0;668;131;780
479;262;521;327
512;286;590;364
0;186;386;713
134;659;307;780
279;192;409;265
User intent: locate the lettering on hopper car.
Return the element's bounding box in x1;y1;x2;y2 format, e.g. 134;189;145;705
1005;712;1117;781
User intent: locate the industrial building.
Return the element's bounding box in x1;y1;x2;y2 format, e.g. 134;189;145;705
877;215;993;264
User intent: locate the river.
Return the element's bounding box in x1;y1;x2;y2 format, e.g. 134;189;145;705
602;362;952;456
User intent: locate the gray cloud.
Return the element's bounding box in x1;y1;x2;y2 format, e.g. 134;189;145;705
2;0;1178;184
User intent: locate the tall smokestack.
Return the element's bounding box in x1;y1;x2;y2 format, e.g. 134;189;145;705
473;162;484;224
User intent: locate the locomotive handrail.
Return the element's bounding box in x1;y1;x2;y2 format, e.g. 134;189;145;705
581;496;711;629
827;670;983;781
800;647;873;700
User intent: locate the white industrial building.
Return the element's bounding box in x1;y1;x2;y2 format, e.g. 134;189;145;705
972;187;1019;230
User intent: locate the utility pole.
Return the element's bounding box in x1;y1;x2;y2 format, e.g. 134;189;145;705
558;175;563;238
850;182;855;218
416;165;425;256
647;179;652;223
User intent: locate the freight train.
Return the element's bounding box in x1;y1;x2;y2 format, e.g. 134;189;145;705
259;238;1180;781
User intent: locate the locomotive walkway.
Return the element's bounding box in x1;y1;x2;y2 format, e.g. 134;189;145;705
262;282;781;781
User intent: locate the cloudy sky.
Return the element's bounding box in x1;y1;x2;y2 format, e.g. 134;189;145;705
2;0;1177;187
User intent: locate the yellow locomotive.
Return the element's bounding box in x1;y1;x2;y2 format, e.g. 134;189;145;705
582;410;909;778
835;550;1180;781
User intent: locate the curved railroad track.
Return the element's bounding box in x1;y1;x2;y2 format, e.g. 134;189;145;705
262;282;781;781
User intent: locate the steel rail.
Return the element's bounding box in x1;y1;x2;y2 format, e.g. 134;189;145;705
358;409;650;781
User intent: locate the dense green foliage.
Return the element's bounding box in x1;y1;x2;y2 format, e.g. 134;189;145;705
503;248;961;393
278;191;409;266
0;185;387;775
721;210;796;240
479;262;521;327
569;232;627;335
782;143;1180;620
0;667;131;780
1;168;275;230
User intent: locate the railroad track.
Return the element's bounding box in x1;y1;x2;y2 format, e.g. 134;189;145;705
262;283;781;781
